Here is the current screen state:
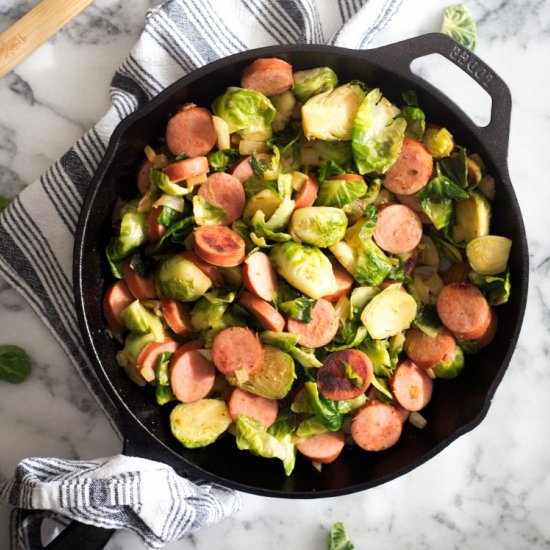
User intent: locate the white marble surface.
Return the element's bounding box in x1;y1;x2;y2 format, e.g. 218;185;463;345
1;0;549;548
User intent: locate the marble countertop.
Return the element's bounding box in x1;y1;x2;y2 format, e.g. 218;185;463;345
1;0;549;548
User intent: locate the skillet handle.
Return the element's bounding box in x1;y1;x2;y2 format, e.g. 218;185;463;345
367;32;511;162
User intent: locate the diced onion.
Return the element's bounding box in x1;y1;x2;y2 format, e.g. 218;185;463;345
239;140;269;155
235;367;250;384
198;349;213;362
153;193;185;212
311;461;323;472
408;411;428;429
212;115;230;150
292;171;309;191
187;173;208;186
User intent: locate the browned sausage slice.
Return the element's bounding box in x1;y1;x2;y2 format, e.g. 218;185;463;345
239;291;285;332
194;225;246;267
296;430;346;464
136;159;153;194
163;156;209;182
137;338;179;383
286;298;339;348
241;58;293;96
477;309;497;349
148;206;166;243
123;260;157;300
170;348;216;403
373;203;423;254
182;250;224;287
228;388;278;428
231;153;272;183
351;401;403;451
396;193;432;224
211;327;265;377
243;251;278;302
317;349;373;401
293;174;319;209
391;359;433;412
103;280;134;333
165;103;217;157
161;298;192;336
404;327;456;369
383;138;433;195
322;260;354;302
198;172;245;225
436;283;492;340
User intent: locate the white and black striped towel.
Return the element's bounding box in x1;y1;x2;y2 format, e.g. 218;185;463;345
0;0;402;548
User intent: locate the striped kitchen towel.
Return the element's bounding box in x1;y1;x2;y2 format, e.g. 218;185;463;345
0;0;402;548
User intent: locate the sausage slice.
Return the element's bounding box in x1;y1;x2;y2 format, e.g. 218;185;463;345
241;58;293;96
317;349;373;401
436;283;492;340
148;207;166;243
286;298;339;349
194;225;246;267
198;172;245;225
396;193;432;224
161;298;192;336
243;251;278;302
351;401;403;452
322;260;354;302
182;250;224;287
373;203;423;254
296;431;346;464
137;338;179;383
211;327;265;377
170;348;216;403
404;327;456;369
165;103;217;157
231;153;271;183
391;359;433;412
383;138;433;195
293;174;319;209
136;159;153;194
103;280;134;333
239;291;285;332
123;260;157;300
163;156;209;182
228;388;278;428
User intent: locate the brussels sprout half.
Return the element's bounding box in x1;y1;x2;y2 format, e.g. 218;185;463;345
212;87;276;141
157;255;212;302
302;82;365;141
270;241;337;299
292;66;338;102
289;206;348;247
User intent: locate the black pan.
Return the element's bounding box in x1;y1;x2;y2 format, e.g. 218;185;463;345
50;33;529;550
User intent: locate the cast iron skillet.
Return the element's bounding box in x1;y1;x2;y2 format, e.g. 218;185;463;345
50;33;529;549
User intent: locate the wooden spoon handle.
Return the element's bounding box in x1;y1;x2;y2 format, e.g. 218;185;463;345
0;0;94;79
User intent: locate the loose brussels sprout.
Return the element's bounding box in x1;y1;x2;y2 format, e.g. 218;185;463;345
271;90;297;132
352;88;406;175
157;255;212;302
290;346;323;369
466;235;512;275
106;206;148;264
359;337;392;378
228;346;296;399
315;177;367;208
192;195;227;225
308;140;353;166
423;127;454;158
170;399;231;448
292;66;338;102
412;304;443;337
212;87;276;141
418;176;469;230
190;291;234;331
452;190;491;243
433;345;465;379
150;168;190;196
259;330;301;352
296;416;329;438
329;218;392;287
349;286;379;320
208;148;241;173
440;146;468;189
0;345;31;384
270;241;337;299
119;300;164;341
235;415;296;476
155;351;176;406
279;296;316;322
441;3;478;51
302;82;365;141
361;284;417;340
304;381;344;431
469;269;511;306
400;105;426;140
289;207;347;247
243;189;282;224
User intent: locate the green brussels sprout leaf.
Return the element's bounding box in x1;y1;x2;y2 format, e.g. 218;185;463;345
441;3;477;52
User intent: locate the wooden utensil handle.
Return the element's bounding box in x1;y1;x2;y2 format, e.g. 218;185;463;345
0;0;94;79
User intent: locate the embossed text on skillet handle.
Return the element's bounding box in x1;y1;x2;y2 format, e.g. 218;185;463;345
448;43;494;88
